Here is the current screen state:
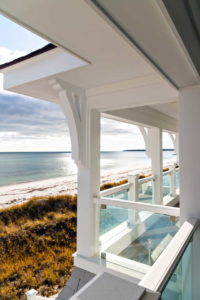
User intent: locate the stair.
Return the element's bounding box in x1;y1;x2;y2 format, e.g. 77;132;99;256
56;267;95;300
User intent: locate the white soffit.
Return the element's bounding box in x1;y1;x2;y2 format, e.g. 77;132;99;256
89;0;199;88
0;0;157;90
104;105;177;132
2;48;88;90
150;102;178;120
0;0;177;109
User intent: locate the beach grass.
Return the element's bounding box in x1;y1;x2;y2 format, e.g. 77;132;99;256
0;178;129;300
0;195;77;300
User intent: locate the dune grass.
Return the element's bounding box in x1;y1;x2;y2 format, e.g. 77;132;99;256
0;195;77;300
0;178;133;299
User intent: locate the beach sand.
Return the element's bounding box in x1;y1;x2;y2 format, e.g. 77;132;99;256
0;159;175;209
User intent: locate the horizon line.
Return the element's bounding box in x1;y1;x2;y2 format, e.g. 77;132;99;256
0;149;175;153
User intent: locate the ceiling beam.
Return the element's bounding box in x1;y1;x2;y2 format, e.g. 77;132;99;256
103;106;177;132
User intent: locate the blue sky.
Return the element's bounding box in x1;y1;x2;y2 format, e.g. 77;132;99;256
0;15;172;152
0;15;47;60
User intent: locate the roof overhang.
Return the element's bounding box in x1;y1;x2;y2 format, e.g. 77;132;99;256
0;0;180;123
1;46;88;101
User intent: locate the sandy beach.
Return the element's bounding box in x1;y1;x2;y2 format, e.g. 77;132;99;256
0;159;175;209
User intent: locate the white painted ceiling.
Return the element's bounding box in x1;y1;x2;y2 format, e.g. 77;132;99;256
150;102;178;120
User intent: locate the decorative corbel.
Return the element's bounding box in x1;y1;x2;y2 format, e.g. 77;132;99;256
49;78;87;167
138;126;151;158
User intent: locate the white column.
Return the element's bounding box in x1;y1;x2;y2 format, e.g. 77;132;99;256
77;109;100;257
170;165;176;197
50;80;101;258
169;132;179;163
148;127;163;204
179;85;200;300
174;133;179;163
179;85;200;221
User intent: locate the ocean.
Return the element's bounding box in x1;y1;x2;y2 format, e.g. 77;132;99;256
0;151;175;186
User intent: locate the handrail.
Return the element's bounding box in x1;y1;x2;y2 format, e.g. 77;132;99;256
163;169;173;176
138;175;155;184
139;219;199;292
100;163;179;203
100;182;131;197
94;197;180;217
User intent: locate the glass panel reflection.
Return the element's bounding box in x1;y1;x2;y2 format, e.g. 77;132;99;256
100;205;180;267
161;242;192;299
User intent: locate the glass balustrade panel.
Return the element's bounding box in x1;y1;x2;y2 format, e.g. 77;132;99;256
176;169;180;190
100;205;180;267
161;241;192;300
163;174;171;197
106;189;129;201
138;180;154;203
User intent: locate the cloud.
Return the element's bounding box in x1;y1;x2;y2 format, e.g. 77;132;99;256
0;47;27;64
101;117;145;150
0;92;147;151
0;92;68;136
101;117;142;136
0;92;71;152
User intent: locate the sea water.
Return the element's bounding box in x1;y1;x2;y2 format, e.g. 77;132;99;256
0;151;175;186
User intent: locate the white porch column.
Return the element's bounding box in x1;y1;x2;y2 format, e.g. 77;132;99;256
148;127;163;204
169;132;179;163
77;109;100;257
179;85;200;221
174;133;179;163
50;79;100;258
179;85;200;300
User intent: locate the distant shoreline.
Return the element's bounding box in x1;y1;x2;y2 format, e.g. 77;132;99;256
123;149;175;152
0;149;175;153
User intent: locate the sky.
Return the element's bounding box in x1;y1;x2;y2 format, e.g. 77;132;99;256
0;15;173;152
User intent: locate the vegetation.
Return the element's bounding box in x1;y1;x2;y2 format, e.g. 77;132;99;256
100;179;128;190
0;175;151;299
0;178;126;300
0;195;77;300
0;174;160;300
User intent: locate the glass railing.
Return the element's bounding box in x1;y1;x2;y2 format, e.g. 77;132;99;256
107;189;129;201
100;204;129;235
163;173;171;197
139;219;198;298
100;164;179;209
175;168;180;190
100;205;179;266
138;179;154;203
100;175;155;204
162;166;180;201
96;196;180;277
160;241;192;299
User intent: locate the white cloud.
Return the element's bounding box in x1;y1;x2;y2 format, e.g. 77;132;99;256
0;90;173;152
0;131;20;138
101;118;145;151
0;47;27;64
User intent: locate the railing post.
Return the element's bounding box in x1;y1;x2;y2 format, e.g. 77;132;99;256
26;289;38;300
148;127;163;204
170;164;176;197
152;175;157;204
128;174;139;202
128;174;139;226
